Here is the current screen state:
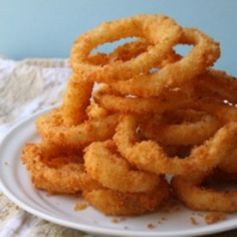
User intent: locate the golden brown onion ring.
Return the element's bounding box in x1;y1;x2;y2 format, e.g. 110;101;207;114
108;28;220;97
36;109;119;149
21;144;100;194
171;123;237;212
114;116;237;176
94;85;193;114
172;130;237;215
84;140;160;193
83;177;169;216
141;112;221;146
63;74;93;126
172;175;237;213
71;14;182;83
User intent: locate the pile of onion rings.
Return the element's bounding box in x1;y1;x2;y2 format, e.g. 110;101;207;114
21;14;237;217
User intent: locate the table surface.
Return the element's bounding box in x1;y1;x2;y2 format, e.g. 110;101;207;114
0;58;237;237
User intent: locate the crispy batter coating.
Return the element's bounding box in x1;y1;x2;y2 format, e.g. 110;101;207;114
141;112;221;146
20;14;237;217
21;144;99;194
84;140;160;192
83;178;169;216
36;108;119;149
71;15;182;83
63;74;93;126
172;123;237;213
114;116;237;176
106;28;220;97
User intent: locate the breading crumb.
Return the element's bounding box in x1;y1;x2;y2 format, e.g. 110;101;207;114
190;216;198;225
204;212;226;224
111;217;126;223
147;223;156;229
74;201;88;211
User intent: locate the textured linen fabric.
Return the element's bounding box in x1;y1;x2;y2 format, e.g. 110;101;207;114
0;57;69;141
0;58;91;237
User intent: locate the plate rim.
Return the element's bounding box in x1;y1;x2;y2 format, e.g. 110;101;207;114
0;107;237;237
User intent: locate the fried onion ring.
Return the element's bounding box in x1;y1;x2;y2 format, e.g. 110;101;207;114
20;14;237;217
36;108;119;149
71;14;182;83
21;144;99;194
141;112;221;145
114;115;236;176
63;74;93;126
83;177;168;216
108;28;220;97
94;85;193;114
84;140;159;193
172;174;237;213
171;123;237;212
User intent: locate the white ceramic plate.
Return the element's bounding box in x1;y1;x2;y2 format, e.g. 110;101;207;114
0;108;237;237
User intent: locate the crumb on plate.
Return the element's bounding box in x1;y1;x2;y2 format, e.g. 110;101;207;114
74;201;88;211
204;212;226;224
147;223;156;229
190;216;198;225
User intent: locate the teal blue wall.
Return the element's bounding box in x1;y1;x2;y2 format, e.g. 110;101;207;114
0;0;236;74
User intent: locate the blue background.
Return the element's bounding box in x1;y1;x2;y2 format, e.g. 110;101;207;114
0;0;236;75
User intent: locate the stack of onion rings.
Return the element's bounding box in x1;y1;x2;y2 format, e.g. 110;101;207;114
21;14;237;216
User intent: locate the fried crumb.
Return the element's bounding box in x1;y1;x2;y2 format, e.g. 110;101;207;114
124;226;129;230
190;216;198;225
112;218;120;223
147;223;156;229
161;216;166;221
204;212;226;224
111;217;126;223
74;201;88;211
